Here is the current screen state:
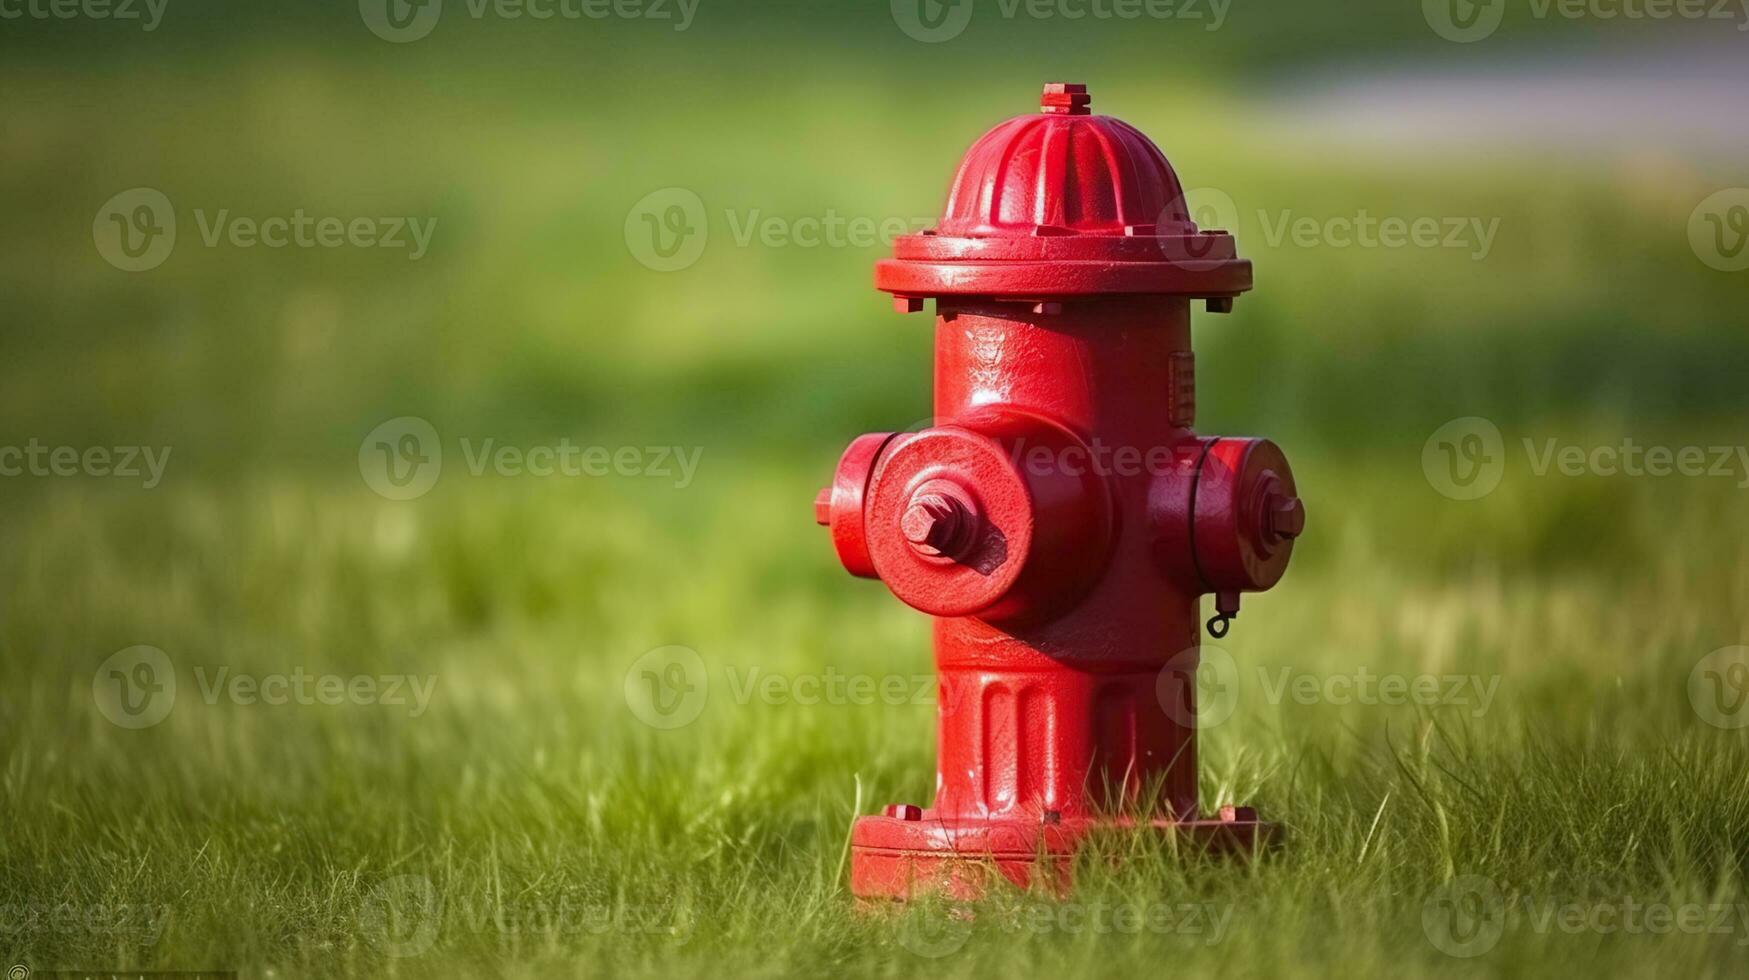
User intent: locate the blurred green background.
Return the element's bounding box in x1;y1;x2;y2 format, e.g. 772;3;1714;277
3;1;1748;977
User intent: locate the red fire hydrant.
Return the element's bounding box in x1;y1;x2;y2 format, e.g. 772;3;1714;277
817;84;1303;899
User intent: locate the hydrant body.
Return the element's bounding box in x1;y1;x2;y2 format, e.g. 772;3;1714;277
819;85;1303;899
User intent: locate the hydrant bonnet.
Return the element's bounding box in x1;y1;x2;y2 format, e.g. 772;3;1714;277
876;82;1253;303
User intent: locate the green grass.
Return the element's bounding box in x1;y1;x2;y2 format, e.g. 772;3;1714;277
4;10;1749;978
4;465;1749;977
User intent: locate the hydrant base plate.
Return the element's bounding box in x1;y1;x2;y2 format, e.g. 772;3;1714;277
849;809;1278;901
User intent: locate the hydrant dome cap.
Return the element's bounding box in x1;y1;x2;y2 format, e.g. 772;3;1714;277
938;88;1185;237
876;83;1253;300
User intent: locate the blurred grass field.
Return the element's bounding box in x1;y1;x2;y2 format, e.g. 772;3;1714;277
3;2;1749;977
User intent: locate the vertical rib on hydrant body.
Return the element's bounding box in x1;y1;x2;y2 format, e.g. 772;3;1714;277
817;84;1304;900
